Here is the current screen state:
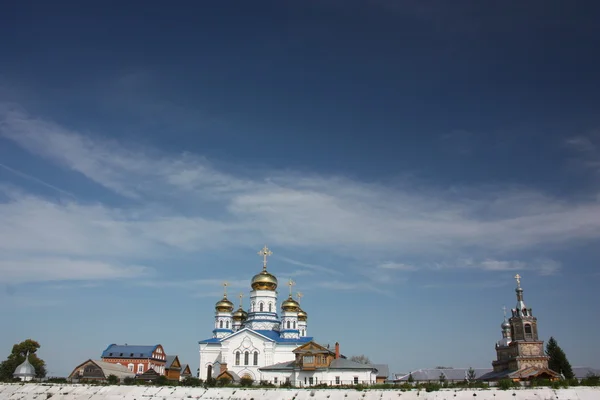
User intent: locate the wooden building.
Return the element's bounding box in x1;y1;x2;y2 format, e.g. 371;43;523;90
180;364;193;381
165;355;182;381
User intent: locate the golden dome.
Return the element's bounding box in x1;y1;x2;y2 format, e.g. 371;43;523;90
297;308;308;321
281;295;300;312
232;307;248;321
251;270;278;291
215;296;234;312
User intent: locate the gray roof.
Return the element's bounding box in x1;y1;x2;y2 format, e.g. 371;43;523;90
165;355;180;370
180;364;192;376
478;366;560;381
69;359;136;380
329;359;375;370
572;367;600;379
373;364;389;379
259;360;296;371
395;368;492;381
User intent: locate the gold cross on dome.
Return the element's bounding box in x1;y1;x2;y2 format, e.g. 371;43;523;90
297;292;303;303
288;278;295;295
514;274;521;287
258;245;273;270
223;281;229;297
238;292;244;308
502;306;507;318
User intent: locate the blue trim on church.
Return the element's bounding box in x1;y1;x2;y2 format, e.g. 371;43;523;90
199;328;313;344
280;329;300;334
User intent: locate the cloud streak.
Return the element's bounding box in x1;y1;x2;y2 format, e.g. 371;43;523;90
1;106;598;287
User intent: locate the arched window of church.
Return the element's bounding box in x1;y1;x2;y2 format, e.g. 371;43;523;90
268;303;272;312
259;303;264;312
253;351;258;365
244;351;249;365
226;320;230;329
219;320;223;328
251;301;255;311
293;321;296;329
524;323;533;339
235;352;240;366
286;321;290;329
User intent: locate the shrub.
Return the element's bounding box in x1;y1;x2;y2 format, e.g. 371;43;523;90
181;377;203;387
123;377;136;385
106;375;119;385
217;377;231;386
155;375;169;386
46;378;67;384
239;377;254;387
497;379;518;390
581;373;600;386
424;382;441;392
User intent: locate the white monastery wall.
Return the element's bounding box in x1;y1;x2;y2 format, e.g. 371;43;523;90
2;384;600;400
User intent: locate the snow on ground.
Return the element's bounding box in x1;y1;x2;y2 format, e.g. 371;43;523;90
0;384;599;400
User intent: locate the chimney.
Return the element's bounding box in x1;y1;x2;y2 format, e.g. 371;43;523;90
335;342;340;359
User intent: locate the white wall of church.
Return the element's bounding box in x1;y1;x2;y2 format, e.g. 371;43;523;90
259;369;376;386
200;330;312;382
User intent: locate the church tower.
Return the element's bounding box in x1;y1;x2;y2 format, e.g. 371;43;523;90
492;274;552;375
244;246;281;331
232;293;248;332
213;283;234;338
495;307;512;348
280;279;300;339
297;292;308;337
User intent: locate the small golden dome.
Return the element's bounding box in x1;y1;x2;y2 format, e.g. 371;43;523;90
281;295;300;312
215;296;234;312
251;270;278;291
232;307;248;321
297;308;308;321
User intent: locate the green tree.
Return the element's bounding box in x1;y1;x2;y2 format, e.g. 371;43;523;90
0;339;47;380
107;374;119;385
545;337;574;379
350;355;372;364
439;372;446;383
407;373;414;383
467;367;477;382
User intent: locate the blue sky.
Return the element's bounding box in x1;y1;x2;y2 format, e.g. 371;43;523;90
1;1;600;377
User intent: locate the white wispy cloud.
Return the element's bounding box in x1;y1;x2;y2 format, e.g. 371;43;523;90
0;106;597;287
566;132;600;173
0;258;149;284
433;258;562;276
378;262;417;271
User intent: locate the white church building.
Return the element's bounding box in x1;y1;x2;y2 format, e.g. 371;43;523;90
198;246;379;386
